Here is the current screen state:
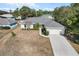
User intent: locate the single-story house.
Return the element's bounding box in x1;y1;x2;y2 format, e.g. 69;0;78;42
19;15;65;35
0;14;14;18
0;14;17;29
19;20;33;29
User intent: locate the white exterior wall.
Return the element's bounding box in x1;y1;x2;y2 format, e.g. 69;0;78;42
47;27;65;35
20;24;33;29
60;27;65;35
30;25;33;29
48;16;53;19
47;29;62;34
16;16;21;19
39;26;65;35
21;24;25;29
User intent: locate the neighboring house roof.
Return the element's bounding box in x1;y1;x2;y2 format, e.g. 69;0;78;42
0;18;16;25
0;14;14;18
20;15;65;29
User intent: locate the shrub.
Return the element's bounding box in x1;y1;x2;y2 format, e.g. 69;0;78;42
42;30;49;36
21;15;27;20
11;32;16;36
41;24;49;36
33;23;40;30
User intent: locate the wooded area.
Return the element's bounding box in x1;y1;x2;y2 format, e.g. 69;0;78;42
53;3;79;44
12;6;52;19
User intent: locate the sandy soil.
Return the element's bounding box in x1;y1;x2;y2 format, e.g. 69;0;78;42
0;27;53;56
0;29;11;39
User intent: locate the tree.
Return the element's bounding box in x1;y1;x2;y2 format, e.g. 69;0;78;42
12;6;50;18
20;6;31;19
52;3;79;44
37;9;43;16
12;8;20;17
71;3;79;25
53;5;78;27
29;9;36;17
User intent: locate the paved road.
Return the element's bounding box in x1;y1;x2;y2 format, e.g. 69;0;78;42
49;34;78;56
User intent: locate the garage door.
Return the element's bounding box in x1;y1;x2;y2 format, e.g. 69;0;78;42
48;29;61;34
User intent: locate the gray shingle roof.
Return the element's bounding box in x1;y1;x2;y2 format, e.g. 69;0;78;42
0;18;16;25
0;14;13;18
22;15;65;28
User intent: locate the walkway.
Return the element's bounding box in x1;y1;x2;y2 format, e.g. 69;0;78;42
49;34;78;56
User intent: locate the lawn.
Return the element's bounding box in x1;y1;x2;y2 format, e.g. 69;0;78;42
0;27;53;56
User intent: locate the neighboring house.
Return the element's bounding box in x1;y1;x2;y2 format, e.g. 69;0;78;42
0;14;14;18
15;16;21;20
19;20;33;29
0;14;17;29
19;15;65;35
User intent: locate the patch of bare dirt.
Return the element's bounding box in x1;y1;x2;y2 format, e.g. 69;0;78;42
0;27;53;56
0;29;11;39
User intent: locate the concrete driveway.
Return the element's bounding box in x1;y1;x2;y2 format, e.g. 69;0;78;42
49;34;78;56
